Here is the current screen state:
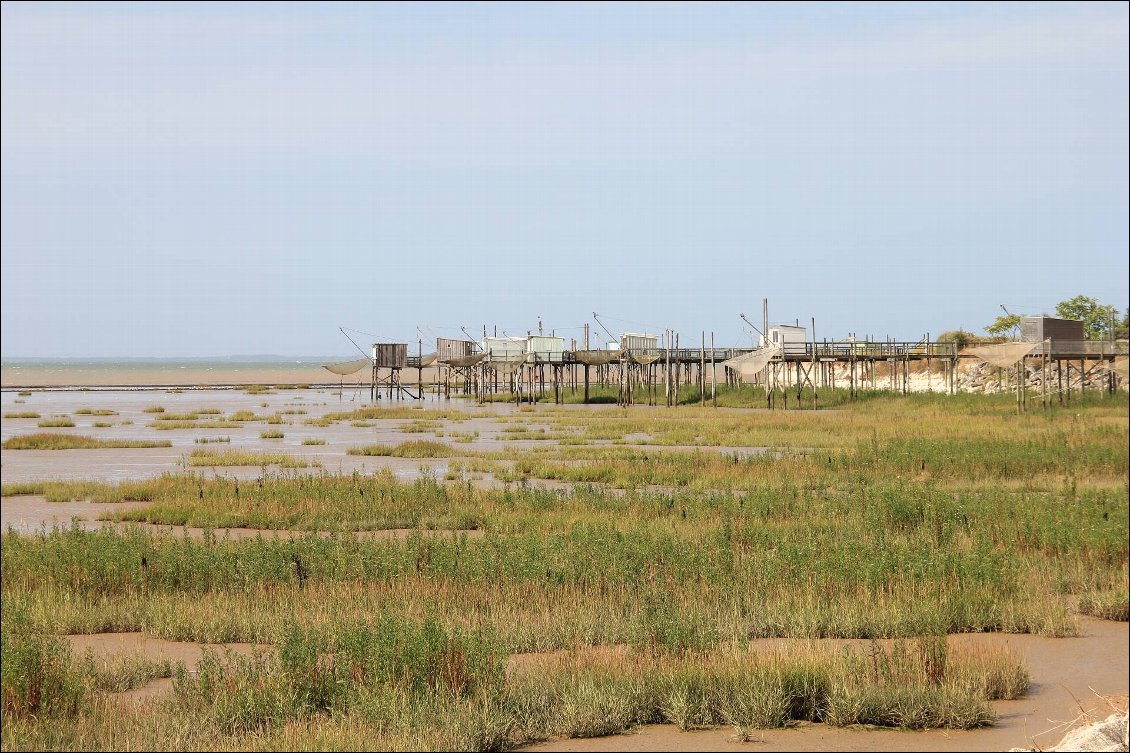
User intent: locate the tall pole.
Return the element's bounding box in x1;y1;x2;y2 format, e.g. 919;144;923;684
811;317;818;410
668;332;678;407
665;329;671;407
762;298;768;346
700;331;706;407
762;298;770;391
710;331;717;407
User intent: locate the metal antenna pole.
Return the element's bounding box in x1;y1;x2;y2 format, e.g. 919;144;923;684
739;313;764;340
592;312;618;347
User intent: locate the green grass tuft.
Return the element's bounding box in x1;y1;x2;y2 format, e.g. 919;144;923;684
2;433;172;450
347;440;454;458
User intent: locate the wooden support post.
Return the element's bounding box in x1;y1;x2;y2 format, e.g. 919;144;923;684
674;333;679;407
1042;351;1047;409
711;332;717;408
662;333;667;407
1016;361;1022;414
700;332;706;407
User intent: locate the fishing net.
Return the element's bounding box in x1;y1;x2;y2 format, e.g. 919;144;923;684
720;346;780;378
322;358;371;376
573;350;620;366
630;353;662;366
418;353;438;368
488;360;525;378
963;342;1041;368
444;353;486;368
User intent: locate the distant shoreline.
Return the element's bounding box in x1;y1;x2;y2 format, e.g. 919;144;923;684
0;361;438;390
0;383;346;392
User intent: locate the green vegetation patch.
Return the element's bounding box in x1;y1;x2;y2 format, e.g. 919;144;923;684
1;434;171;450
186;449;314;468
348;441;454;458
36;417;75;428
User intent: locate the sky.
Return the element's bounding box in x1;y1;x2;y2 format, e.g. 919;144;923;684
1;1;1127;358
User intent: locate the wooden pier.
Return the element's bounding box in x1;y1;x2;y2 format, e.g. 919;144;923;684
369;337;1127;410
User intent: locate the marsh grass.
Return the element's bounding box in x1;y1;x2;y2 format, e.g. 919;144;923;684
194;437;231;444
227;411;267;422
142;406;165;414
1078;590;1129;621
37;417;75;428
150;421;241;430
73;409;117;416
186;450;315;468
4;412;40;419
152;412;201;422
302;438;326;446
91;422;113;428
403;420;442;433
17;391;32;397
449;431;479;443
0;393;1125;750
0;621;1019;750
83;653;174;693
348;441;455;458
260;430;285;439
1;608;87;718
1;434;171;450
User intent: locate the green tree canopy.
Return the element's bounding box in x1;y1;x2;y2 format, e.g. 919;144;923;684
938;329;991;346
984;314;1021;339
1054;295;1120;340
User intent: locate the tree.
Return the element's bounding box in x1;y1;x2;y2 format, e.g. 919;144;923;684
984;314;1021;339
1054;295;1120;340
938;329;989;347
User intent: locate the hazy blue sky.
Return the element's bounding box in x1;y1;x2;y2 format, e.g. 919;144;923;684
2;1;1127;357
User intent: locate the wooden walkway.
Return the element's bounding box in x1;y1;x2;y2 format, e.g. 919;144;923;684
388;339;1128;408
